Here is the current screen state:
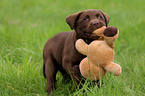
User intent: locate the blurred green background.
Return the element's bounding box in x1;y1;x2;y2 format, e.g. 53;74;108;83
0;0;145;95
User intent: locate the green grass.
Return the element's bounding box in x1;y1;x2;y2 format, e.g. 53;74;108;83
0;0;145;95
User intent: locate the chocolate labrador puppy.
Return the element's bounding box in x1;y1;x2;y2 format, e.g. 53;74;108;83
43;9;110;94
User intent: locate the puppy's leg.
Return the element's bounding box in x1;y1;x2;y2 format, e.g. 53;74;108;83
45;57;58;94
63;64;82;87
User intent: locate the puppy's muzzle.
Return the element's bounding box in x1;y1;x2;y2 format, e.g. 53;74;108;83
90;21;100;26
90;20;104;29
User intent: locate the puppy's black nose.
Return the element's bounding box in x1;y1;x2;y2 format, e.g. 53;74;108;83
91;21;99;26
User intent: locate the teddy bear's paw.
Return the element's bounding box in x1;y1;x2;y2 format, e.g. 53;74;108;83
103;26;118;37
76;39;84;45
104;63;122;76
75;39;88;55
114;65;122;76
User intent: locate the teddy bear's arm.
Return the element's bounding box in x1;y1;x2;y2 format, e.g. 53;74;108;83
75;39;88;55
104;62;122;76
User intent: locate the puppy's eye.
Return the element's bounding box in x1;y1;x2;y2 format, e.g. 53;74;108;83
98;16;102;20
83;17;89;21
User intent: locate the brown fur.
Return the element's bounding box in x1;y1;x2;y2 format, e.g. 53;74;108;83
43;9;110;94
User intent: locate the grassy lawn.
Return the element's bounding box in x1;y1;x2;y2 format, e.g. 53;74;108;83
0;0;145;95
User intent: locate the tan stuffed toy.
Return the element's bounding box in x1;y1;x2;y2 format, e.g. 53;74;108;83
75;26;122;81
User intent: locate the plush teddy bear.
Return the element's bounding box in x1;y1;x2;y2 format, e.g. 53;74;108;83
75;26;122;81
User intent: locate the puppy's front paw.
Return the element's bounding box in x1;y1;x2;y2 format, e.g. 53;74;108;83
73;65;80;74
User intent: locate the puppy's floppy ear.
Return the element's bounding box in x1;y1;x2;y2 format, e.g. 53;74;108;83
99;10;110;26
66;11;82;30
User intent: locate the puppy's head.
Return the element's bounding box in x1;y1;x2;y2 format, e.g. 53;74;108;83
66;9;110;41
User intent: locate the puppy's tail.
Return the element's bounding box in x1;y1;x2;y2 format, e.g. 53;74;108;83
43;63;46;78
43;52;47;78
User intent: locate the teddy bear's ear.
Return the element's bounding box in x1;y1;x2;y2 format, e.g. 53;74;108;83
99;10;110;27
66;11;82;30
